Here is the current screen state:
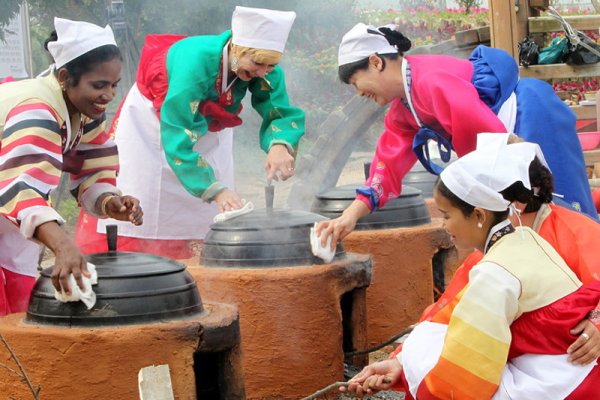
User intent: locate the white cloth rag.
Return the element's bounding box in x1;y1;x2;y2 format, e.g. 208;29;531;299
310;222;336;263
54;262;98;310
213;199;254;223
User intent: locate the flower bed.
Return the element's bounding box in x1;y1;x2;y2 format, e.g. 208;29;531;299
359;7;489;46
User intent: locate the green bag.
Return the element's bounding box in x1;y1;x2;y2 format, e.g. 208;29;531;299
538;37;569;64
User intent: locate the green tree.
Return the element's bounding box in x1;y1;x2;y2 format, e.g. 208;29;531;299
0;0;22;42
456;0;481;12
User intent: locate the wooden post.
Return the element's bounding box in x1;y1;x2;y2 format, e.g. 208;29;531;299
515;1;536;46
490;0;529;62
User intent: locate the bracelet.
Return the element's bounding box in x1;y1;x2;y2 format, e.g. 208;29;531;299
100;194;116;217
589;309;600;325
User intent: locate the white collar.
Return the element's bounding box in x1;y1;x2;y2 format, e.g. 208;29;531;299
222;41;238;93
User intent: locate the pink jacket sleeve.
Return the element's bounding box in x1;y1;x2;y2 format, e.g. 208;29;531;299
356;100;418;210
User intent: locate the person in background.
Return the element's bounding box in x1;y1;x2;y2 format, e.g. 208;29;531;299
340;134;600;398
0;18;143;316
317;22;597;248
75;6;305;259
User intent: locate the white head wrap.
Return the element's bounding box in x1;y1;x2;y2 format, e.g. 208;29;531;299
475;132;551;172
231;6;296;53
440;133;548;211
338;23;399;67
47;17;117;69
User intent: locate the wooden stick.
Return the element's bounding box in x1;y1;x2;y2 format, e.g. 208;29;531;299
0;362;21;377
301;378;392;400
301;382;348;400
0;334;40;400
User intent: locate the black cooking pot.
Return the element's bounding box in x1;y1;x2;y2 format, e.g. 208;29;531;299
312;184;431;230
402;162;438;198
201;208;345;267
26;250;204;327
402;157;457;198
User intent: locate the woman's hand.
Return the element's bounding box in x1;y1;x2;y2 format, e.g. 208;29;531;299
104;195;143;225
568;319;600;365
315;200;371;250
213;189;243;213
339;359;403;398
35;221;90;294
52;242;90;295
265;144;294;184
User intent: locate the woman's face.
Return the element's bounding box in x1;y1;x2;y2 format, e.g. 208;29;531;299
433;187;487;251
235;53;276;81
348;55;402;105
60;57;122;120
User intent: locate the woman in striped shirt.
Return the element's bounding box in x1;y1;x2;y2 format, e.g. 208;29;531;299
0;18;142;315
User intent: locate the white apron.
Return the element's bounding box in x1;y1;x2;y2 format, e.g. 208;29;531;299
97;83;234;240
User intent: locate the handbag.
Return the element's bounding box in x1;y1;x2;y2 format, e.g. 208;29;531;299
538;37;569;64
547;7;600;65
518;36;540;67
567;32;600;65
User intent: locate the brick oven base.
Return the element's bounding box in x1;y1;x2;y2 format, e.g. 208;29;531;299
344;219;453;347
0;302;241;400
186;253;372;400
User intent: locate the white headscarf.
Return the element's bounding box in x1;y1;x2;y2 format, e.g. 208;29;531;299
231;6;296;53
440;133;547;211
338;23;399;66
476;133;551;172
47;17;117;69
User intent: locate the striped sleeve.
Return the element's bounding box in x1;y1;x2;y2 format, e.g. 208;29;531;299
405;262;520;400
70;113;120;217
0;100;65;237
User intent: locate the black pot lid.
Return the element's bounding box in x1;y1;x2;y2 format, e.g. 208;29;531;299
312;184;431;230
201;208;345;267
26;251;204;327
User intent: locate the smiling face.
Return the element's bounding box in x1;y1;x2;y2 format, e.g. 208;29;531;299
348;54;404;105
235;53;278;81
59;57;122;120
433;186;489;251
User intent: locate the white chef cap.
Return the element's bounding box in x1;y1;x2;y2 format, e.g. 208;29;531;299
338;23;399;66
476;132;551;172
47;17;117;69
440;133;545;211
231;6;296;53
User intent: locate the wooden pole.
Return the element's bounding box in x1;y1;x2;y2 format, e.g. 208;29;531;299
489;0;522;60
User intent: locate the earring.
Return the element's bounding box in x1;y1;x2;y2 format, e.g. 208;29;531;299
60;82;65;91
477;222;483;229
231;56;239;72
